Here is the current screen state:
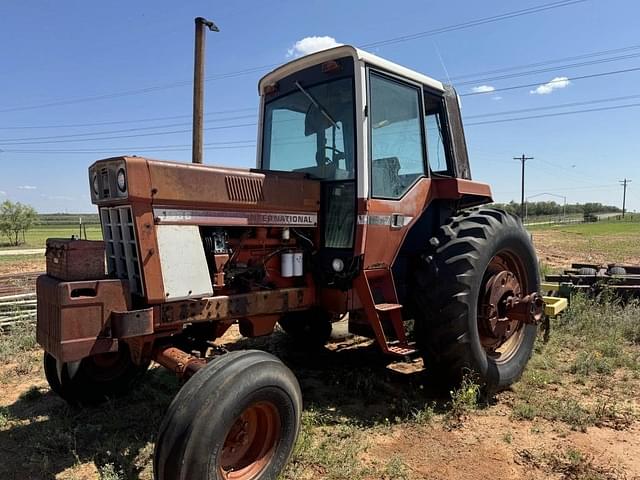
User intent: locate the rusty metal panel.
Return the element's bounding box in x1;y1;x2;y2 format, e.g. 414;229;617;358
146;159;320;212
111;307;154;338
45;239;105;281
36;275;130;362
159;287;315;326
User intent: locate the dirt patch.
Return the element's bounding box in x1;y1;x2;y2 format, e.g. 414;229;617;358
532;230;640;268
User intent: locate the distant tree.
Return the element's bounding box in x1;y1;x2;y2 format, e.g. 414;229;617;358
0;200;37;246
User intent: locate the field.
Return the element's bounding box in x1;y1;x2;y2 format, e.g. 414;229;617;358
0;217;639;479
530;218;640;268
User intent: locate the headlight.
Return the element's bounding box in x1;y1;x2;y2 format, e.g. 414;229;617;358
92;174;99;195
116;168;127;193
331;258;344;273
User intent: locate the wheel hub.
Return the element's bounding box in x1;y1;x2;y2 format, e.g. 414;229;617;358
219;401;280;479
480;270;522;350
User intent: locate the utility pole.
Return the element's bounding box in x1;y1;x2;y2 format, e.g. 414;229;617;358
192;17;219;164
514;154;534;219
619;178;632;217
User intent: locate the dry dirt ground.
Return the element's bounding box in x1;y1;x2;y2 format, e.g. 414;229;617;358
531;225;640;269
1;300;639;480
0;224;639;479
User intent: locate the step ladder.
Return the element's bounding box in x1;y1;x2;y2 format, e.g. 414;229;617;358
353;268;417;358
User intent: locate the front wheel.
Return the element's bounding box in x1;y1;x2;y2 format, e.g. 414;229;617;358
412;207;542;392
154;350;302;480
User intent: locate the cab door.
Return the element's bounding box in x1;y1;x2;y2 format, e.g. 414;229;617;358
359;70;433;269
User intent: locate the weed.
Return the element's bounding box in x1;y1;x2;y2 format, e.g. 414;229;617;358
98;463;124;480
0;321;37;363
444;374;479;427
570;351;613;376
512;402;537;421
382;456;410;480
502;432;513;444
411;402;436;425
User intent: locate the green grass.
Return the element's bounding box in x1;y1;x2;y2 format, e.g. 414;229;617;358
0;225;102;249
1;294;639;478
528;217;640;233
0;253;44;264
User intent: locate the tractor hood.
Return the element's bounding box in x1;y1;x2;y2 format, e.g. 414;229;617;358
89;156;320;227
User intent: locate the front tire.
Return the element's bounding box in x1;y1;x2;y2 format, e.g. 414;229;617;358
413;207;540;392
154;350;302;480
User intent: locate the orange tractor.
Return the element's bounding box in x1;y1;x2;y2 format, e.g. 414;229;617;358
37;43;543;480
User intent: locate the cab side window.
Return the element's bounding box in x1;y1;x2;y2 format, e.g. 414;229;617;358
424;92;452;176
369;72;425;198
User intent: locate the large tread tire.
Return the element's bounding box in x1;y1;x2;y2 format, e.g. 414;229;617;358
413;207;540;392
43;345;149;406
278;307;333;347
154;350;302;480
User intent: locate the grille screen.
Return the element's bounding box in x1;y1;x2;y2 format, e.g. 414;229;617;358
101;206;144;295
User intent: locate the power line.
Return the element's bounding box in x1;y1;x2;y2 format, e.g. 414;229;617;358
456;51;640;86
0;108;256;130
360;0;586;49
6;42;640;132
464;93;640;119
0;0;587;114
461;66;640;96
0;114;255;143
450;44;640;81
0;122;256;146
4;98;640;149
465;101;640;126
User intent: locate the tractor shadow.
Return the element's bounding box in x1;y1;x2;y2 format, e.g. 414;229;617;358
0;325;448;479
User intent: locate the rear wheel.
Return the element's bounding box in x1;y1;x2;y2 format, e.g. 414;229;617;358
412;207;542;392
154;350;302;480
43;344;149;406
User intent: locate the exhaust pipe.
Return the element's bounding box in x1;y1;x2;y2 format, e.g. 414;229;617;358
192;17;219;164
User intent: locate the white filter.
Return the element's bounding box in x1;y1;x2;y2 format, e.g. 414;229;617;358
293;252;303;276
281;252;294;278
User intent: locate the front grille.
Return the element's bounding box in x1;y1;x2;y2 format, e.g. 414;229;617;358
100;206;144;295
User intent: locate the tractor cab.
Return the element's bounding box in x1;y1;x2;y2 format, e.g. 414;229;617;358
257;46;491;310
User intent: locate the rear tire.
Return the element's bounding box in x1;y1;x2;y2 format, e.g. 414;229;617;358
154;350;302;480
43;345;149;406
412;207;540;392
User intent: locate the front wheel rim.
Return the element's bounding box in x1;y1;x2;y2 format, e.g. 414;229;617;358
219;401;281;479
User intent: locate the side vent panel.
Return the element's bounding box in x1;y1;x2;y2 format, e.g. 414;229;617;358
225;176;265;203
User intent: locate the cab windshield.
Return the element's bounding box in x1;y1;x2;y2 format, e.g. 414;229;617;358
261;76;355;180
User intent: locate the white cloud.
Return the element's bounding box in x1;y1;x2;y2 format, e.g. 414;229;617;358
0;191;6;196
287;36;341;58
492;95;503;101
530;76;570;95
471;85;495;93
17;185;37;190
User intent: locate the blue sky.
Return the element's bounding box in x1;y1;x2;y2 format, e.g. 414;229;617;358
0;0;638;213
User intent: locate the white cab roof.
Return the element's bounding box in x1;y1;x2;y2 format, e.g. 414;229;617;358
258;45;444;94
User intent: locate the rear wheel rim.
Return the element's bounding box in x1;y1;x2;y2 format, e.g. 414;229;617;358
219;401;281;479
477;250;531;364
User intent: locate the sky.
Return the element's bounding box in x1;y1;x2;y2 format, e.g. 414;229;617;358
0;0;638;213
